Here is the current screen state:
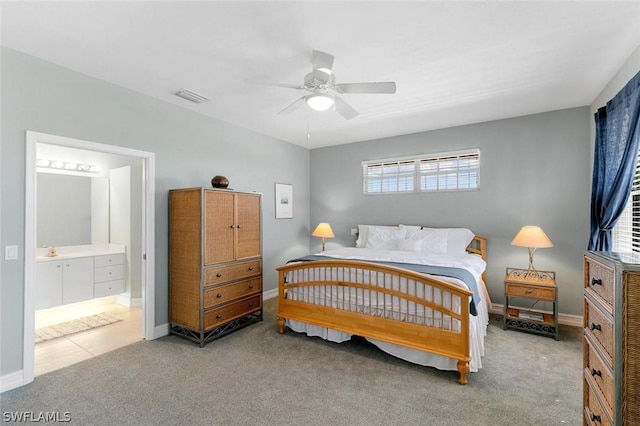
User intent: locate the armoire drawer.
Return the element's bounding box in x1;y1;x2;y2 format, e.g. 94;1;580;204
204;294;261;330
204;260;261;285
584;299;614;366
585;257;614;310
204;277;261;308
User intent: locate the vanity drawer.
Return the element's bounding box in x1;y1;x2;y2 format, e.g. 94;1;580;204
94;253;125;268
94;279;125;298
95;264;124;283
204;260;261;286
204;295;261;330
584;337;614;415
584;300;614;366
204;277;261;308
584;257;614;310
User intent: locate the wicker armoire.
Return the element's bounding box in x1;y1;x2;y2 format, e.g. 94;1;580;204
169;187;263;347
583;251;640;425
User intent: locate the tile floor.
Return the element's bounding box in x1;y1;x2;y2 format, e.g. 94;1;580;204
34;296;142;376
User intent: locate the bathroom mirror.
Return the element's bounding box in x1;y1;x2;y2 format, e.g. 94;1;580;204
36;173;109;247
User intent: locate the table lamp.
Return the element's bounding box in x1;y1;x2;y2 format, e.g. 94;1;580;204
312;222;335;251
511;226;553;277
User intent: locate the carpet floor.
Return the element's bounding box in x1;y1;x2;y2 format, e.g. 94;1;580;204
1;298;583;425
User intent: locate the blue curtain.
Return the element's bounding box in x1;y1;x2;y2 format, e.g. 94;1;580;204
589;70;640;250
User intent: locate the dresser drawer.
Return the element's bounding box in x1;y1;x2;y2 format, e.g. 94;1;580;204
94;253;125;268
505;282;555;301
584;300;614;366
585;257;614;310
204;277;261;308
204;294;261;330
584;376;613;426
204;260;261;286
584;337;613;416
95;264;124;283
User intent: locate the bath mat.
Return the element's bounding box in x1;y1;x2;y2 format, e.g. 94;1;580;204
35;313;122;344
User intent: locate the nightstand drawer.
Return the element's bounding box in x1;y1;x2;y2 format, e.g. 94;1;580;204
584;337;613;415
585;257;614;310
204;277;261;308
584;300;614;366
505;282;555;301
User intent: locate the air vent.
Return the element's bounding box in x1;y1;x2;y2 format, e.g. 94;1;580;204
174;88;210;104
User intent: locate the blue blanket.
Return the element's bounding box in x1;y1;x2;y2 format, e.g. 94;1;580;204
288;255;480;316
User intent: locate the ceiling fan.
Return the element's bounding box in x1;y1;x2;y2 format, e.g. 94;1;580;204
262;50;396;120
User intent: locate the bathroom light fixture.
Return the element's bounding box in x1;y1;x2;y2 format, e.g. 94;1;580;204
306;94;334;111
37;158;101;174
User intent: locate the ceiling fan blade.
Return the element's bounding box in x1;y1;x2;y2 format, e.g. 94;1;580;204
334;96;359;120
277;97;306;115
250;80;305;90
335;82;397;94
312;50;334;73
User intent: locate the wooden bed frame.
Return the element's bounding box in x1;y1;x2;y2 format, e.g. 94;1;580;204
276;235;487;385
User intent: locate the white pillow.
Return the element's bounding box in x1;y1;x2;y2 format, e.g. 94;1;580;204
396;238;423;252
365;227;406;250
403;228;448;254
356;224;399;248
422;227;475;255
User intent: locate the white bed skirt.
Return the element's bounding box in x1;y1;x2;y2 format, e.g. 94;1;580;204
285;281;491;373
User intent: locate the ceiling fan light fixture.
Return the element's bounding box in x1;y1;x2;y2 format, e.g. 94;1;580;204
306;94;334;111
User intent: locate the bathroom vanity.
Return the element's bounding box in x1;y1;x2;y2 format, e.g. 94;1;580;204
35;244;126;310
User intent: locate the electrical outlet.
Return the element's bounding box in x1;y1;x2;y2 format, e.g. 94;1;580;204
350;228;358;236
5;245;18;260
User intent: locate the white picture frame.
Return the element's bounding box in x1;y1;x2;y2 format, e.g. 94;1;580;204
275;183;293;219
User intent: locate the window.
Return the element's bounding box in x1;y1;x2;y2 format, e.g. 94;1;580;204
613;149;640;252
362;149;480;194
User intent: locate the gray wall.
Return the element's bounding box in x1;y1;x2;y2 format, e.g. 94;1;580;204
310;107;591;317
0;47;311;376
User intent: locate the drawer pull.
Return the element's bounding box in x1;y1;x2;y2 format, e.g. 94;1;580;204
591;414;601;423
248;266;254;271
237;225;242;229
216;273;222;278
591;278;602;286
525;289;533;294
248;284;254;289
591;368;602;378
249;302;254;307
216;314;222;319
216;293;222;298
590;323;602;332
229;225;235;229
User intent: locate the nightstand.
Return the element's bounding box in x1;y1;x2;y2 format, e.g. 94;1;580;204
503;267;558;340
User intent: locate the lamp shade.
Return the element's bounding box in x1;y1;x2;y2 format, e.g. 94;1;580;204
312;223;335;238
511;226;553;248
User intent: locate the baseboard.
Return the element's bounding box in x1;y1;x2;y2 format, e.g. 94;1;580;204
1;370;25;394
263;288;277;300
490;303;583;328
115;295;142;308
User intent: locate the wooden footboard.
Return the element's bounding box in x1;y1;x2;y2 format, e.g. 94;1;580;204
276;260;473;385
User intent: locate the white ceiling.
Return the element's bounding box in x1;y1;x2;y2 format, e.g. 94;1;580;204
2;1;640;149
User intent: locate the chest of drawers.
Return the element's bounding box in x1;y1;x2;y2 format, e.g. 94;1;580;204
583;251;640;425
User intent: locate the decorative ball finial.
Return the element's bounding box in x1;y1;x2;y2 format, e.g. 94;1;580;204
211;175;229;188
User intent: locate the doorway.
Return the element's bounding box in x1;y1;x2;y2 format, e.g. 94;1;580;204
23;131;156;386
